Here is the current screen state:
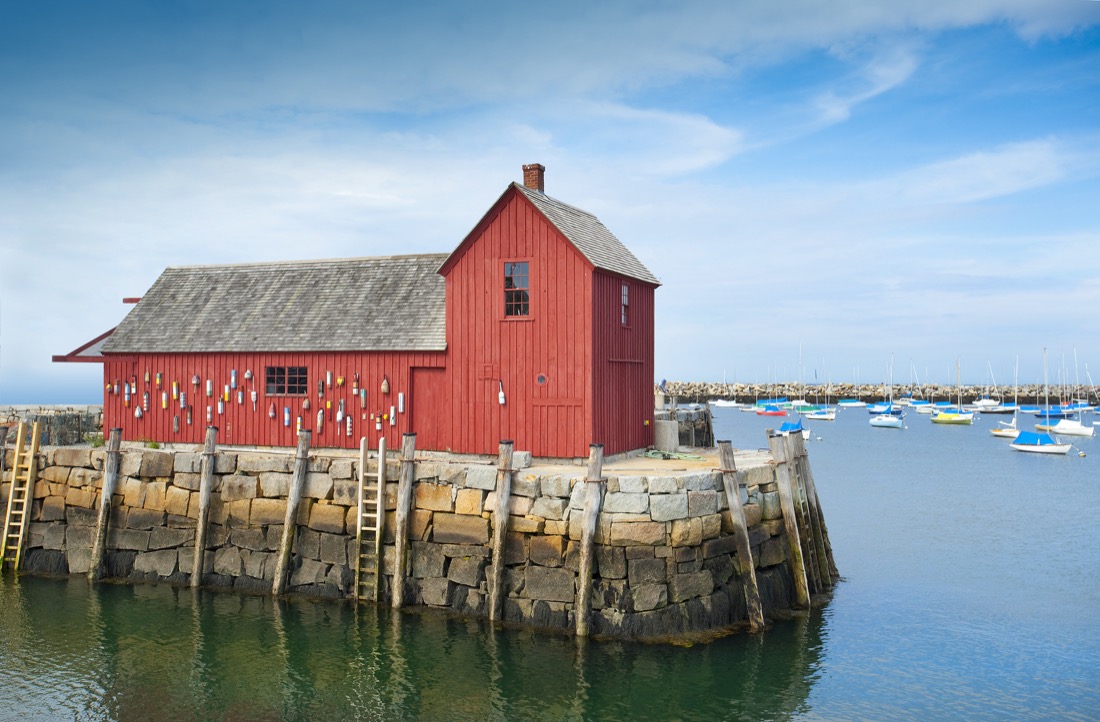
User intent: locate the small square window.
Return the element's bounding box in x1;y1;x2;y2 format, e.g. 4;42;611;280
266;366;308;395
504;262;530;316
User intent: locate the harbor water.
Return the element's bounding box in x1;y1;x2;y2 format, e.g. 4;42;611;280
1;406;1098;720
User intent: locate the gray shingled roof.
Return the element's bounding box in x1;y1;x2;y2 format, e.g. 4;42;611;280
513;183;661;286
102;254;448;353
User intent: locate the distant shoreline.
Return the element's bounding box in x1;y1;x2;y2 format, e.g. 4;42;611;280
658;382;1099;406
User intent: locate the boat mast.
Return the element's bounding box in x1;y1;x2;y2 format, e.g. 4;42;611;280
1044;348;1050;412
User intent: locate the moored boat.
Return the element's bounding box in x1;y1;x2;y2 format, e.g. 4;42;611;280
778;419;811;439
1009;431;1071;454
870;413;904;429
1035;418;1095;437
755;404;787;417
932;359;974;425
931;409;975;425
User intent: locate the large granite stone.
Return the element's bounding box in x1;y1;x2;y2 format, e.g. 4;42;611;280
308;503;346;534
529;534;565;567
669;570;714;603
650;493;689;522
432;513;489;545
632;583;668;612
525;566;575;603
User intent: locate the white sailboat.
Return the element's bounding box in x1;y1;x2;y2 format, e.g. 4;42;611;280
870;358;905;429
1035;417;1095;437
991;357;1022;439
1012;349;1074;455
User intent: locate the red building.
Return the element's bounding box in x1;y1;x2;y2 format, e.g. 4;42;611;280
55;165;660;458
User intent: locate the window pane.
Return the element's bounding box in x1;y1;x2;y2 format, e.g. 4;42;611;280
265;366;285;395
504;262;530;316
287;367;308;395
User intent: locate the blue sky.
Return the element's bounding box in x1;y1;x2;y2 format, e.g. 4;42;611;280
2;1;1099;403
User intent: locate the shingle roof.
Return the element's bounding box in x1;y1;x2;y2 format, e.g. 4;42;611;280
512;183;661;286
102;254;448;354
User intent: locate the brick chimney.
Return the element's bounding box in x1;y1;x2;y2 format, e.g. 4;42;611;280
522;163;545;193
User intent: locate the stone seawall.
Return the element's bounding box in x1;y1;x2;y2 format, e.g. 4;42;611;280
3;442;810;641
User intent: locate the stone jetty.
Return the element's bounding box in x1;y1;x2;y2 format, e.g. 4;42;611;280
660;381;1099;406
2;428;837;643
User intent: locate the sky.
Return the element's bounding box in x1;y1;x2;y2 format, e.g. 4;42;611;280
2;1;1099;404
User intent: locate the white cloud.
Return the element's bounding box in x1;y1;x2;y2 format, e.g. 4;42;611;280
895;140;1070;203
813;44;921;124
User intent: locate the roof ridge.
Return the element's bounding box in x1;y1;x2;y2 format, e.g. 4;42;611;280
167;252;449;271
512;182;598;219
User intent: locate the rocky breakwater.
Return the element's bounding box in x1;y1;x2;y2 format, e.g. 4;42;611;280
5;442;820;642
660;380;1095;405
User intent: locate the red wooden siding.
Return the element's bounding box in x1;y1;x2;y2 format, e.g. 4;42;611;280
591;273;656;454
409;367;447;450
96;184;656;458
441;188;594;457
102;351;444;449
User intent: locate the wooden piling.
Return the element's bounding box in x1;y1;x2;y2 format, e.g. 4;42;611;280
789;434;834;587
391;433;416;610
190;426;218;589
488;440;514;623
0;425;8;475
273;430;311;596
717;440;765;632
783;434;822;595
575;444;605;637
790;433;838;582
766;431;810;609
89;428;122;582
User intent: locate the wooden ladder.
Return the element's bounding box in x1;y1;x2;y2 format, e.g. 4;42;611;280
793;468;824;594
1;421;41;573
354;438;387;603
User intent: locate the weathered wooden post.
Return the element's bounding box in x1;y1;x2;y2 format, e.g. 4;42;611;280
791;433;838;582
0;425;9;474
789;433;833;588
783;434;822;595
89;428;122;581
575;444;605;638
273;429;311;596
391;433;416;609
190;426;218;589
766;430;810;609
717;440;765;632
488;440;514;623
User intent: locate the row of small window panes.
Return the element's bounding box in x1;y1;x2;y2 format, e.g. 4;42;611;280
266;366;308;395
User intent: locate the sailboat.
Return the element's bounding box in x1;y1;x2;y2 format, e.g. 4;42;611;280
970;362;1014;413
1010;430;1071;454
1012;349;1073;454
870;358;905;429
1035;417;1094;437
931;359;974;425
991;357;1022;439
804;368;837;421
777;417;811;440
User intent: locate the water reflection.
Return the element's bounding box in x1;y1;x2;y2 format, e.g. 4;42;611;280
0;576;828;720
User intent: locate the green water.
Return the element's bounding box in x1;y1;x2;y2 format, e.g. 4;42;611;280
2;406;1099;720
0;577;822;721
